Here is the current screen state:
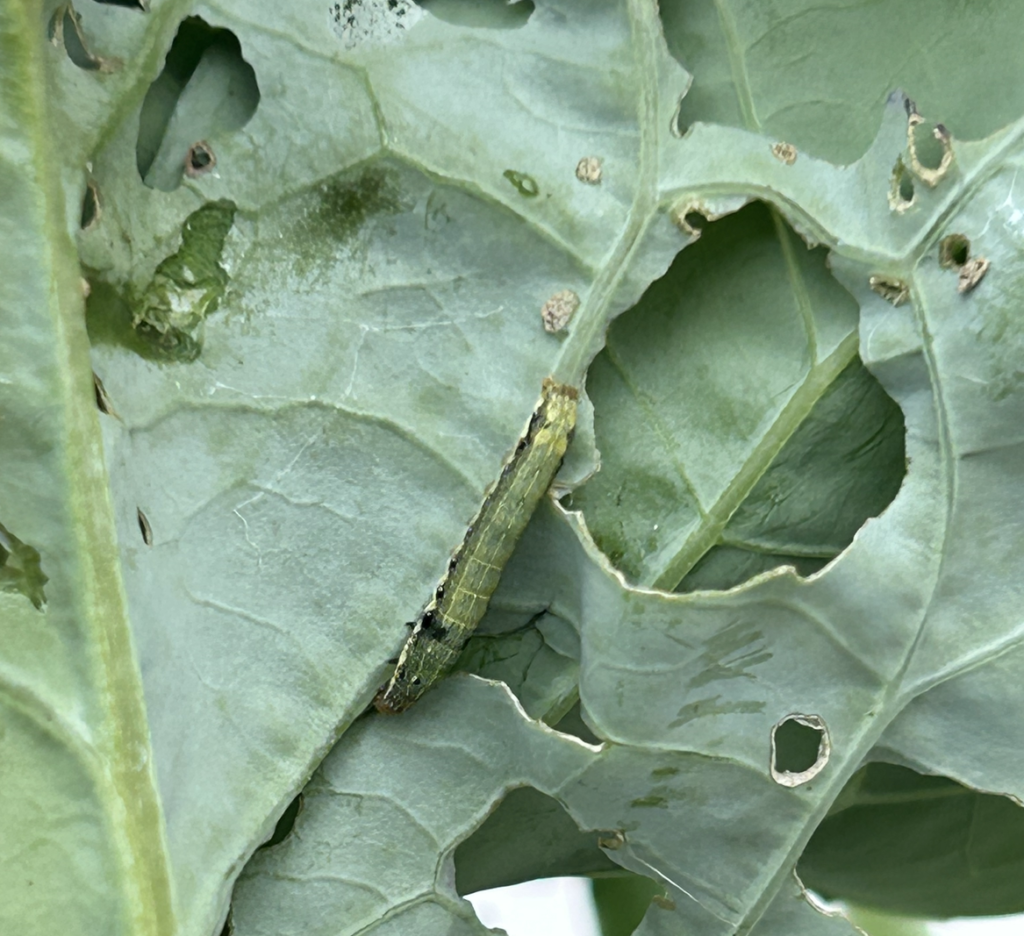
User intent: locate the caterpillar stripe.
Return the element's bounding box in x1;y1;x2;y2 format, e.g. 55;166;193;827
374;378;578;714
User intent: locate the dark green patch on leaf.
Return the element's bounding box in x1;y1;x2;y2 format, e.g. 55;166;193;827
502;169;539;197
0;520;48;610
651;765;680;778
300;166;404;248
127;199;236;361
631;795;668;809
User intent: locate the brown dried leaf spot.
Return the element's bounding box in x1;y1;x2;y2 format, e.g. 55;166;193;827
598;830;625;850
575;156;602;184
541;289;580;334
958;257;989;293
771;142;797;165
869;275;909;307
907;108;954;187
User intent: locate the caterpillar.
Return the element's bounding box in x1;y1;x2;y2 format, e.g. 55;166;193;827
374;378;578;714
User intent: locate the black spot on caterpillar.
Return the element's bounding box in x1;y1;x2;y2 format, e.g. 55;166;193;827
374;378;578;714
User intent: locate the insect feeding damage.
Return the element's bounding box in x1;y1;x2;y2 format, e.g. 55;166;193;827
541;289;580;334
374;379;579;714
575;156;602;184
770;713;830;788
869;275;909;307
771;142;797;165
939;232;990;294
958;257;989;293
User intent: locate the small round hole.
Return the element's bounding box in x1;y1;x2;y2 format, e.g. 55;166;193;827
939;233;970;269
682;211;707;233
185;141;216;177
771;713;830;787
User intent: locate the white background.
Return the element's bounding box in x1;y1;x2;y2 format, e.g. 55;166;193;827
467;878;1024;936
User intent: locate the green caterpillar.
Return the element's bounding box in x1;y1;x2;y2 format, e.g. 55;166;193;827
374;379;578;714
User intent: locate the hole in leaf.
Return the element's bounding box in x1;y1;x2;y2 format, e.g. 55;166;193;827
799;763;1024;917
906;110;954;187
185;140;216;177
455;787;617;895
413;0;534;29
0;520;48;610
49;4;117;71
466;878;604;934
80;179;100;229
899;171;915;203
771;713;829;786
910;118;948;171
593;875;667;936
92;0;147;8
137;508;153;546
136;17;259;191
261;792;303;848
682;210;707;233
889;157;915;211
574;202;907;591
939;233;970;269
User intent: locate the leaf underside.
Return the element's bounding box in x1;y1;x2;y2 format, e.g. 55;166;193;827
4;1;1024;935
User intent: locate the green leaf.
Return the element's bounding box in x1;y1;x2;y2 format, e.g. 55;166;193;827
8;0;1024;933
593;875;665;936
1;3;172;933
800;764;1024;917
661;0;1024;164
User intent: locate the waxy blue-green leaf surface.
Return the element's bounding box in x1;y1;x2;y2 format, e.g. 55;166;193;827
4;1;1024;934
